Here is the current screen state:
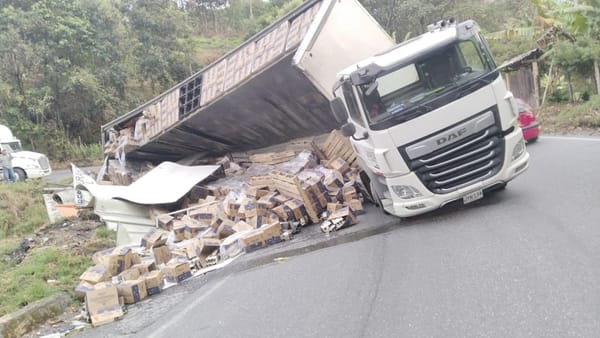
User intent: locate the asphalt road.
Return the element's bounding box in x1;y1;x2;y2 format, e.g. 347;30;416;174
44;166;100;185
77;136;600;337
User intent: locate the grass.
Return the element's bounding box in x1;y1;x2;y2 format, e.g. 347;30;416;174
0;180;49;238
81;228;117;256
538;95;600;133
0;245;91;316
0;180;116;317
556;95;600;123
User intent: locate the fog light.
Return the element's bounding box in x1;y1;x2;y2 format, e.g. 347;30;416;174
391;185;422;199
512;138;525;161
406;203;426;210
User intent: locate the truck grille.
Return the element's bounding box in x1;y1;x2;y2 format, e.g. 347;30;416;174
401;109;505;194
38;156;50;170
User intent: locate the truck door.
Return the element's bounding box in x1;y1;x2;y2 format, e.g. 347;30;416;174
338;82;385;202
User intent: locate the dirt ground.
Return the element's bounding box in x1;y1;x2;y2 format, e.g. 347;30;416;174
33;218;104;253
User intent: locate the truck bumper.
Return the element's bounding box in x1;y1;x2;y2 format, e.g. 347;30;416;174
381;130;529;217
23;167;52;179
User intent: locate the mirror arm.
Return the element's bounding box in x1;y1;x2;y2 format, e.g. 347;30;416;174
352;132;369;141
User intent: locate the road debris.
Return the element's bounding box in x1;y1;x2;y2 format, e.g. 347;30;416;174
72;130;367;328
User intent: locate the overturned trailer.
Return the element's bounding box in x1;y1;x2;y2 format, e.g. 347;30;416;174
101;0;394;163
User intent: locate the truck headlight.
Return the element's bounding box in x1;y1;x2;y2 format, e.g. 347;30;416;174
391;185;422;200
512;138;525;161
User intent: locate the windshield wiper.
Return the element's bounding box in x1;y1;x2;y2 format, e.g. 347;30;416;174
382;102;432;125
454;75;493;99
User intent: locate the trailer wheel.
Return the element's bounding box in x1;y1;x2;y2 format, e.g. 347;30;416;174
14;168;26;181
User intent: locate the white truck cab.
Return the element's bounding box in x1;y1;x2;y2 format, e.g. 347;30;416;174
0;124;52;181
330;19;529;217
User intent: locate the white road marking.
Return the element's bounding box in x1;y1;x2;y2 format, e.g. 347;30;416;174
540;135;600;142
146;275;231;338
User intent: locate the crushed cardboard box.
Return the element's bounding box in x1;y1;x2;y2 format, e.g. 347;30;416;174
85;286;123;327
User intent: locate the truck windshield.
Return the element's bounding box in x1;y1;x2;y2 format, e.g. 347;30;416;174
1;141;22;152
360;37;495;129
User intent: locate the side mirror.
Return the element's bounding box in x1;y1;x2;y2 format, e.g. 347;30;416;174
330;97;349;123
341;123;369;141
341;123;356;137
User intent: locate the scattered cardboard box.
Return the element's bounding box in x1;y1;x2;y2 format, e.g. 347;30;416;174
79;265;110;284
217;219;237;239
92;246;136;276
152;245;172;266
327;203;344;215
131;261;154;276
85;286;123;326
143;270;165;296
177;238;203;259
233;220;254;232
238;199;258;219
327;158;351;176
239;230;266;253
260;222;282;246
116;279;148;304
118;267;141;281
284;199;307;221
271;204;294;221
156;214;174;230
188;209;214;225
345;199;364;215
162;261;192;284
172;220;187;242
197;238;221;267
140;228;169;249
75;281;95;300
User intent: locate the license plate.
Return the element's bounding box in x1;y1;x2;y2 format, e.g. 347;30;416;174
463;189;483;204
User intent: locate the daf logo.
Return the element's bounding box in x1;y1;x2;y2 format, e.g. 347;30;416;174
436;127;468;146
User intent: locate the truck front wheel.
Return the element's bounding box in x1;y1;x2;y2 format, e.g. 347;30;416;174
14;168;26;181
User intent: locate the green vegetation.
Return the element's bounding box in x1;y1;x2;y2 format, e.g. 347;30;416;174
84;226;118;255
0;0;597;168
0;0;306;165
0;245;91;316
0;181;116;317
556;95;600;127
0;181;48;238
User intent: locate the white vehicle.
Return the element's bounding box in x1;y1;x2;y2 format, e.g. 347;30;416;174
0;124;52;181
330;19;529;217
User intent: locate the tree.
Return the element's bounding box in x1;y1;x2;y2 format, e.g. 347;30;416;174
123;0;198;93
531;0;600;95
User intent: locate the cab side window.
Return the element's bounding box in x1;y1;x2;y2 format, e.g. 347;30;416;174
342;82;366;127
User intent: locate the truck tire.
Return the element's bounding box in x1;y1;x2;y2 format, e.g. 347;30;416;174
14;168;26;181
358;171;376;204
369;181;392;215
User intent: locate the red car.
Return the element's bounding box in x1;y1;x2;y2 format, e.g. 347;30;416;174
515;98;540;142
